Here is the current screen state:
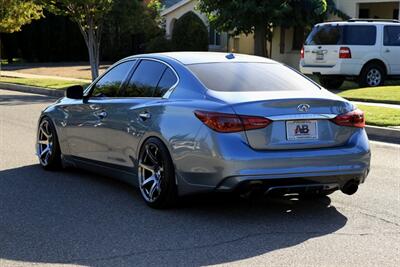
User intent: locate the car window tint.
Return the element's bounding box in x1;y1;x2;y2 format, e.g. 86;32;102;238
305;25;341;45
188;63;320;92
384;26;400;46
343;25;376;45
91;61;135;97
154;68;178;97
124;60;166;97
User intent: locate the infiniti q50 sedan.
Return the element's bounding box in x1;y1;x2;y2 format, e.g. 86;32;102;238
36;52;370;208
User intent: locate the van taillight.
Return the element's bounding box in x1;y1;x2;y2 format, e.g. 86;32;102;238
301;46;305;59
331;109;365;128
339;47;352;59
194;110;271;133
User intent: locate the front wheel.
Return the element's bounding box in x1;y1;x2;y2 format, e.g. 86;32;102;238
138;138;177;209
37;117;62;170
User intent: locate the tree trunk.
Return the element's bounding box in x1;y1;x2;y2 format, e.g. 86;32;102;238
77;21;100;81
254;22;267;57
0;33;2;77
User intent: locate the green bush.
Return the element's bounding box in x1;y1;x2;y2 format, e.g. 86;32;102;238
171;12;208;51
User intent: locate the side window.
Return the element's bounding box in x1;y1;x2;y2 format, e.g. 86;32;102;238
124;60;166;97
343;26;376;45
154;68;178;97
384;26;400;46
91;61;135;97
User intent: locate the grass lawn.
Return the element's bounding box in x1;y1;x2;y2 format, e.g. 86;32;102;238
0;76;89;89
338;86;400;105
357;104;400;127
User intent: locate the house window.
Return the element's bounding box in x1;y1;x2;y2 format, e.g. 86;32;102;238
359;9;370;18
209;25;221;46
292;26;305;50
394;9;399;20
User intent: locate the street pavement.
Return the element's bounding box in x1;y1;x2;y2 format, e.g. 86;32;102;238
0;89;399;267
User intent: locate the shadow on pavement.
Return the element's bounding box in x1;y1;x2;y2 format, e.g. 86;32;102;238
0;93;56;106
0;165;347;266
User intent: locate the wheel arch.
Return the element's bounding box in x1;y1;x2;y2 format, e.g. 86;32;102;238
360;59;388;76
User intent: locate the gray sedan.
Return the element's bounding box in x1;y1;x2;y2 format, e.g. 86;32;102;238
36;52;371;208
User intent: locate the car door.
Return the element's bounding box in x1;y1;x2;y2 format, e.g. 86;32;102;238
382;25;400;75
64;60;136;162
92;59;177;171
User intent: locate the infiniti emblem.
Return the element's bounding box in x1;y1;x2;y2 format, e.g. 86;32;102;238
297;104;310;112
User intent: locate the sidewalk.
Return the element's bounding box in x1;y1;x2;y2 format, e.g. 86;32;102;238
0;70;91;83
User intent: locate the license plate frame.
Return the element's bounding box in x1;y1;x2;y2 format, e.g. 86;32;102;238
286;120;318;141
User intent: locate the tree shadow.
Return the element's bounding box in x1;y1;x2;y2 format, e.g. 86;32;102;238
0;93;55;106
0;165;347;266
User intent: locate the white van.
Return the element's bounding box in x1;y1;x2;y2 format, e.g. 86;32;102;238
300;19;400;89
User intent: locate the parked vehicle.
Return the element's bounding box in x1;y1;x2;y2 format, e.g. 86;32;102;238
300;19;400;89
37;52;370;208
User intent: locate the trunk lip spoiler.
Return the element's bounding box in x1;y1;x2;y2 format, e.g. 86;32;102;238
267;113;337;121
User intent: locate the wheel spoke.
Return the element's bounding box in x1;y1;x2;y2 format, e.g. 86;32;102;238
38;140;48;145
146;145;158;165
40;147;50;158
141;175;156;187
148;181;158;200
139;162;155;173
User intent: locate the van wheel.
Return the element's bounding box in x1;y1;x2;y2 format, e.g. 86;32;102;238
319;76;344;90
359;63;385;87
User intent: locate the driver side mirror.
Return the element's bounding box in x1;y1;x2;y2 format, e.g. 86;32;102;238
65;85;84;99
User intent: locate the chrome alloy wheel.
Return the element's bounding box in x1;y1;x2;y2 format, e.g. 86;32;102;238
138;143;164;203
37;120;53;166
366;68;382;86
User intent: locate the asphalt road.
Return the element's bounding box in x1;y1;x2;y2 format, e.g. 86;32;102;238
0;89;399;267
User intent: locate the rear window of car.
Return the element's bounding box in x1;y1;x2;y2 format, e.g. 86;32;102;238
305;24;376;45
187;63;320;92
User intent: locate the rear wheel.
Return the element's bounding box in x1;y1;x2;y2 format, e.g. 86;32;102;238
359;63;385;87
37;117;62;170
138;138;177;209
319;76;344;90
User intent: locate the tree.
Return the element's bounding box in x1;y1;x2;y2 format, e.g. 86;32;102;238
0;0;42;74
42;0;114;80
171;12;208;51
198;0;328;57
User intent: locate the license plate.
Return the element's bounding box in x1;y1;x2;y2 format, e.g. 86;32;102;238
316;53;324;60
286;120;318;141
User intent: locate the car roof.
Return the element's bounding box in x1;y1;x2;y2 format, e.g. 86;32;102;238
316;20;400;27
126;52;278;65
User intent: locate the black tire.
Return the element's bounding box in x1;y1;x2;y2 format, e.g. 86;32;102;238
137;138;177;209
358;63;386;87
37;117;62;170
319;76;344;90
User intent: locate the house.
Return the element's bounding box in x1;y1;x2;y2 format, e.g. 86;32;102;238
161;0;400;69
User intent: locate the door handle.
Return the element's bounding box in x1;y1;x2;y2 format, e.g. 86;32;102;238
94;110;108;119
385;49;390;53
139;112;151;121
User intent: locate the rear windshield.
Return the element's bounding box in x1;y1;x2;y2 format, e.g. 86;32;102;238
188;63;320;92
305;25;376;45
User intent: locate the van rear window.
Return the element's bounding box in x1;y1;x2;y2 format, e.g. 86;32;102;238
305;25;376;46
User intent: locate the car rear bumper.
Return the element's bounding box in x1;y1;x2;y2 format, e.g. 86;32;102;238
300;59;362;76
175;129;371;195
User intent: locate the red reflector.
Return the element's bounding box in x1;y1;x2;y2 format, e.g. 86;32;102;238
339;47;352;59
331;109;365;128
194;110;271;133
300;46;305;59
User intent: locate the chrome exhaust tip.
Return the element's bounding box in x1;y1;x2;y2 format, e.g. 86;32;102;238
341;180;359;195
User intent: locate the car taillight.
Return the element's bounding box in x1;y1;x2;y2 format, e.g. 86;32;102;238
194;110;271;133
331;109;365;128
339;47;351;59
300;46;305;59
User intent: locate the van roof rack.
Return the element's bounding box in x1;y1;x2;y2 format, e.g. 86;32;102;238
348;18;400;23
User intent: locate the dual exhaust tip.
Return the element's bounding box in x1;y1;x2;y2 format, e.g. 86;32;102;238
341;180;359;195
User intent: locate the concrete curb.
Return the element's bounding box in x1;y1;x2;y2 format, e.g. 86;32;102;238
0;82;65;98
365;125;400;144
1;82;400;144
